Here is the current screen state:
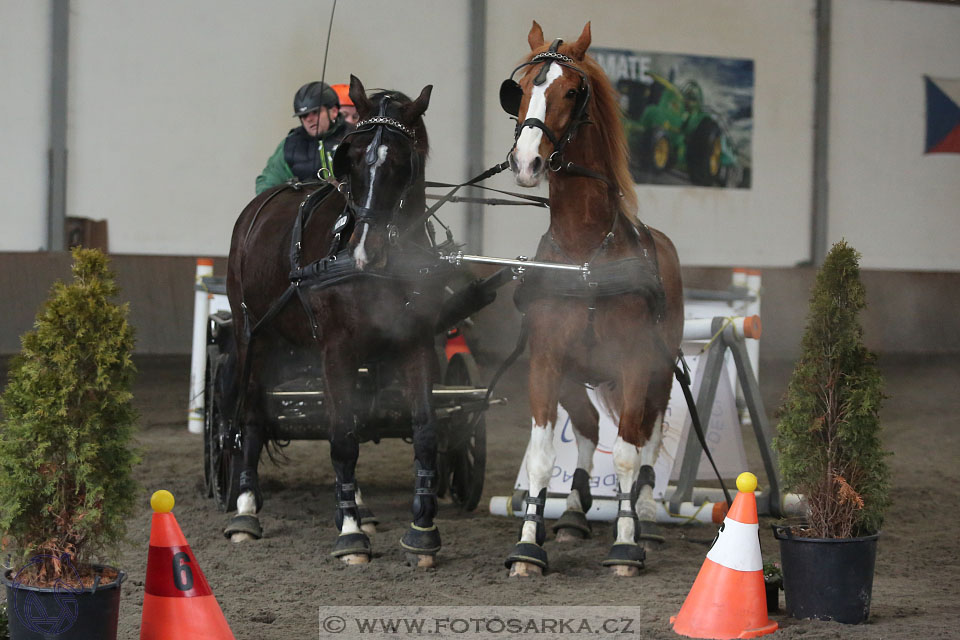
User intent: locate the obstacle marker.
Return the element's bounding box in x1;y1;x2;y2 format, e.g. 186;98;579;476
188;258;215;434
671;472;777;639
141;490;235;640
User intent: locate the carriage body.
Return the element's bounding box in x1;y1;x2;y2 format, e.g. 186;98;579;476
199;276;489;514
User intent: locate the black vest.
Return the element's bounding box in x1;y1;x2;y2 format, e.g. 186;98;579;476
283;119;349;182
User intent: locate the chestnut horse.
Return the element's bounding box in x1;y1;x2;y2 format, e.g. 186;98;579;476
223;76;448;566
501;22;684;576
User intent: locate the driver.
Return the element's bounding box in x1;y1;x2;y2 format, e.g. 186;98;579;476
255;81;351;194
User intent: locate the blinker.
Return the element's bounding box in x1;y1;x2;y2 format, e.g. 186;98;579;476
332;142;351;179
499;79;522;116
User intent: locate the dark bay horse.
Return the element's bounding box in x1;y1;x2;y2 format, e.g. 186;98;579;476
500;22;684;576
223;75;448;565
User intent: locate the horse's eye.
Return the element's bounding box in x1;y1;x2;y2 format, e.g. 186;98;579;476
566;89;578;99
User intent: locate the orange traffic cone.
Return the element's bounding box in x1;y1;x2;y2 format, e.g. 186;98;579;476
671;473;777;639
141;490;235;640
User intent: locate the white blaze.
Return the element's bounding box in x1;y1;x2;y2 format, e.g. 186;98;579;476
514;62;563;178
354;144;389;269
363;144;389;208
353;223;370;269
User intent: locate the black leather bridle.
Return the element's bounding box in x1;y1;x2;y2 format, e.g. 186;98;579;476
499;39;613;190
331;96;422;237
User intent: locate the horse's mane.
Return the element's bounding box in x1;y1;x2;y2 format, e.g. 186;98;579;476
367;90;430;160
525;45;638;221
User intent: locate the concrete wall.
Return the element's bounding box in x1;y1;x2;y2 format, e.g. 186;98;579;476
0;253;225;356
3;254;957;362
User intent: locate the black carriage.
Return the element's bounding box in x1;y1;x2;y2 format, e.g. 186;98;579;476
199;273;502;516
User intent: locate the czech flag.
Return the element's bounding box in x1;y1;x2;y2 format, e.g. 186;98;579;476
925;75;960;154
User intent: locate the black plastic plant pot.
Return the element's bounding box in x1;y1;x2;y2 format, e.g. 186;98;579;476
2;565;126;640
764;579;781;613
772;524;879;624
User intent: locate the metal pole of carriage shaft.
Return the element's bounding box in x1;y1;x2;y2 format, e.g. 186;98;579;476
441;252;591;278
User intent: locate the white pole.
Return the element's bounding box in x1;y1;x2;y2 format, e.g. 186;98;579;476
683;315;761;342
744;270;762;378
488;492;805;523
488;496;727;525
188;258;214;434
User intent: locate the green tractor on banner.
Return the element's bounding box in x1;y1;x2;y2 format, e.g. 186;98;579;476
619;73;745;187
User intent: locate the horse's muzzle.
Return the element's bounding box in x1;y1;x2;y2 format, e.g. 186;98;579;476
509;147;546;188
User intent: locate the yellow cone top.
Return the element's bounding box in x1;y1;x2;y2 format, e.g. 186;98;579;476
736;472;758;493
151;490;175;513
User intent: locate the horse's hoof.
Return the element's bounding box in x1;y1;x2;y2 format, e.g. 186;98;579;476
601;542;645;574
505;542;548;576
509;561;543;577
331;532;372;563
399;523;442;555
230;532;257;544
609;564;640;577
358;505;380;531
224;514;262;541
552;510;591;542
405;553;437;569
555;528;586;543
636;520;665;547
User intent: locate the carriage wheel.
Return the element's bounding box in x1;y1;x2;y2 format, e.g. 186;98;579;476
204;354;241;512
439;352;487;511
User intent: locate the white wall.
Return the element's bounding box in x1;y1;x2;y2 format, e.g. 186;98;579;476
0;1;49;251
3;1;958;271
480;0;817;267
829;0;960;271
65;0;470;255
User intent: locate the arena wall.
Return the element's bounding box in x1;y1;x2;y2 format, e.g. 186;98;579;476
1;1;958;357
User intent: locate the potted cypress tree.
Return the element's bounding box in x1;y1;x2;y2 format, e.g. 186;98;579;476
0;248;138;640
773;240;891;624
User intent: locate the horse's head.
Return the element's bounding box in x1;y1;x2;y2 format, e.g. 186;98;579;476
501;21;593;188
333;75;431;271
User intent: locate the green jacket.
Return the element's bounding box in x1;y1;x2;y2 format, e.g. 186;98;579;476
254;139;296;194
255;119;349;194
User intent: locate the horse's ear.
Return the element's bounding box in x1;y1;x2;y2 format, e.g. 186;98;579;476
405;84;432;122
568;22;591;60
348;74;372;117
528;20;545;51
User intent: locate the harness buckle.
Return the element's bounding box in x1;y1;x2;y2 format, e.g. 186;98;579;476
387;224;400;246
548;151;563;172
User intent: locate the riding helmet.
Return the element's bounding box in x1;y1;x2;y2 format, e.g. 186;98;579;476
331;83;353;108
292;81;339;117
